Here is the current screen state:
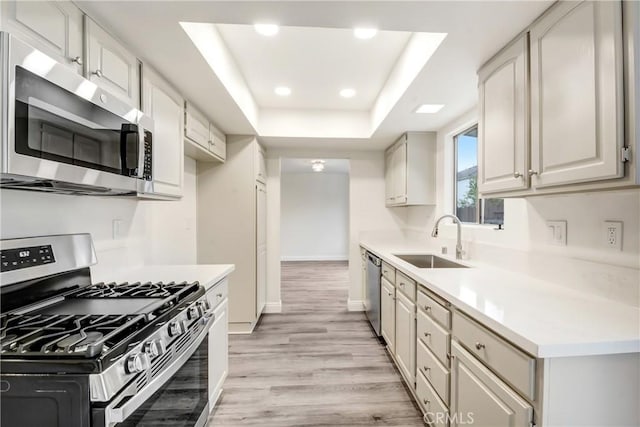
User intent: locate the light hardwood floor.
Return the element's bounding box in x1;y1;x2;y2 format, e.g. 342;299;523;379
208;261;424;426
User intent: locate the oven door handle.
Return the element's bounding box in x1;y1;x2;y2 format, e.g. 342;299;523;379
104;312;215;427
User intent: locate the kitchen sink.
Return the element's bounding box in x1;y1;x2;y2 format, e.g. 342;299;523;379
393;254;468;269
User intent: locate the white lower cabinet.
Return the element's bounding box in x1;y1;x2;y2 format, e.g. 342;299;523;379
208;292;228;409
395;290;416;384
381;277;396;354
450;341;532;427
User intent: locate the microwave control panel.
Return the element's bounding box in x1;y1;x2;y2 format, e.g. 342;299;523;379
0;245;55;272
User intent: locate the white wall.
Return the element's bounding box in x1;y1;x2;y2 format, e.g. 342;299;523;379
266;148;406;311
0;157;198;278
280;172;349;261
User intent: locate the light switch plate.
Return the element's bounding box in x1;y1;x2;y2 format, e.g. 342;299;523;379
546;220;567;246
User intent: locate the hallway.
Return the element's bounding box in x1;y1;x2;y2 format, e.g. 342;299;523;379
208;261;424;426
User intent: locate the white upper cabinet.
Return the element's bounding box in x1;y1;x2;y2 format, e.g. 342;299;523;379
142;66;184;198
530;0;624;188
478;34;529;194
385;132;436;206
478;0;630;197
1;1;84;74
184;102;226;162
85;16;140;107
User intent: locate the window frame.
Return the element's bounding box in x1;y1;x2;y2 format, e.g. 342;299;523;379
453;124;503;226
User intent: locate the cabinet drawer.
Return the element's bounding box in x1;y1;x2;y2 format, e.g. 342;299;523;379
418;309;450;366
381;261;395;284
206;278;229;309
396;270;416;300
417;290;451;329
416;369;449;427
452;311;535;400
417;338;449;407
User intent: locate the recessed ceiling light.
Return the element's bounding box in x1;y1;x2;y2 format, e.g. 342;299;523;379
254;24;279;36
353;27;378;40
415;104;444;113
274;86;291;96
340;88;356;98
311;159;325;172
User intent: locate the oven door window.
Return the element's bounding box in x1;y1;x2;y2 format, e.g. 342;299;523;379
115;336;209;427
14;66;140;176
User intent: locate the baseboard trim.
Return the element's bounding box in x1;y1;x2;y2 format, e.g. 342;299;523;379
281;255;348;262
263;301;282;313
229;321;257;334
347;299;365;312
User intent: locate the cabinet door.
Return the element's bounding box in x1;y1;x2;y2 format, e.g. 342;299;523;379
530;1;624;188
185;103;210;149
450;341;532;427
256;146;267;184
142;68;183;197
393;140;407;203
208;298;229;408
384;148;395;205
256;182;267;317
1;1;83;74
209;124;226;161
381;278;396;354
395;290;416;385
85;16;140;107
478;34;529;194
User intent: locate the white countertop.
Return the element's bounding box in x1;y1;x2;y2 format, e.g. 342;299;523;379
360;239;640;358
92;264;235;292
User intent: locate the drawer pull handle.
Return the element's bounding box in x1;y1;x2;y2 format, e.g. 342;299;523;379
424;305;431;311
475;342;485;350
424;332;431;338
446;352;454;360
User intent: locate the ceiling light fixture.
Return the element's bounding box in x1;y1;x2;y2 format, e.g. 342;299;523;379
353;27;378;40
274;86;291;96
254;24;279;36
311;159;325;172
415;104;444;114
340;88;356;98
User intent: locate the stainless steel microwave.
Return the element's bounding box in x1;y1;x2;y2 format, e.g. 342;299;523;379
0;32;153;195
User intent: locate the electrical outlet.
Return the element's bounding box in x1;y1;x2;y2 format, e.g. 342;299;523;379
604;221;623;250
546;220;567;246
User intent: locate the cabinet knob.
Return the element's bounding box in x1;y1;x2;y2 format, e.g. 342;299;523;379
424;305;431;311
216;293;223;298
93;69;103;78
475;342;486;350
424;332;431;338
387;292;393;296
399;282;405;287
513;171;522;178
70;56;83;66
423;398;430;405
528;169;538;176
423;366;430;372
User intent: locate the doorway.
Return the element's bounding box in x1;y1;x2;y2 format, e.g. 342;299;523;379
279;158;350;312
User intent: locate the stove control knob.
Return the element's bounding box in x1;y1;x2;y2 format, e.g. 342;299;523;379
187;306;201;320
143;340;165;358
126;353;147;374
168;321;185;337
196;301;207;316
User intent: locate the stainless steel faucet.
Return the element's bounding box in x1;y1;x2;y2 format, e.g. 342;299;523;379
431;214;464;260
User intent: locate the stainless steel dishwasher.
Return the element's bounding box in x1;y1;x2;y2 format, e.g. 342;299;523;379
365;251;382;336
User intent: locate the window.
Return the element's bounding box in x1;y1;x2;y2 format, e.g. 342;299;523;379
454;125;504;225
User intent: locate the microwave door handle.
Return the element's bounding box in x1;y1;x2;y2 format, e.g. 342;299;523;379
137;127;145;179
120;124;139;176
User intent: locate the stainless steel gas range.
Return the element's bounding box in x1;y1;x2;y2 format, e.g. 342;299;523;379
0;234;214;427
